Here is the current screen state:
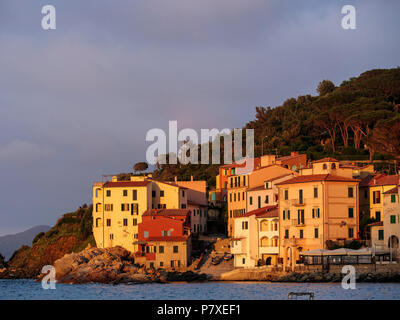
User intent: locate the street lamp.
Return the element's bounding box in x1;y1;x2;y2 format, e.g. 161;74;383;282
261;136;269;156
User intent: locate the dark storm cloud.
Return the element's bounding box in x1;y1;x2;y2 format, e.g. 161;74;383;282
0;0;399;234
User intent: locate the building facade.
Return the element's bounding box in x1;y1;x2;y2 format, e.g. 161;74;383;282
231;206;279;267
277;158;360;270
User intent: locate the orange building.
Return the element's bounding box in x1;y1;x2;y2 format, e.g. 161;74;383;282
227;156;296;236
136;209;192;269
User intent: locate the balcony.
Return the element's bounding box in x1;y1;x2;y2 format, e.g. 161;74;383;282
290;199;306;207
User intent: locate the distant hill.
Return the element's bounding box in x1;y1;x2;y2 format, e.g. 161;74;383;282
0;225;50;260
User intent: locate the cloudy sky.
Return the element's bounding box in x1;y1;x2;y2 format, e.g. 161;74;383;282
0;0;399;235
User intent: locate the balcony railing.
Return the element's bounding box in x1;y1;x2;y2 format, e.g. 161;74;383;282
291;219;305;227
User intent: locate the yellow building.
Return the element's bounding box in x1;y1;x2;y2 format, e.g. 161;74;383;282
277;158;360;270
92;175;187;252
360;174;399;221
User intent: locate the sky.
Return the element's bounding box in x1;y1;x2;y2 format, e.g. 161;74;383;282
0;0;399;235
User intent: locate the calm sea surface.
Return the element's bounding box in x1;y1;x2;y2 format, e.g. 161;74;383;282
1;280;400;300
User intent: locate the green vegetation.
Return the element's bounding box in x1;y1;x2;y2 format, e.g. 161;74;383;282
154;68;400;185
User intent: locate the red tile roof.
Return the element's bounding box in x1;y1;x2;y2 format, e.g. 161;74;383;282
360;174;399;187
275;174;359;185
143;209;190;216
143;236;189;242
312;157;339;163
237;205;278;218
102;181;151;188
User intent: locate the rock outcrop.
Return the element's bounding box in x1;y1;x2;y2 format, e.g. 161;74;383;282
37;245;209;284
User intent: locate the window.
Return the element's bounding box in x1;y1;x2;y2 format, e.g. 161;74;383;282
323;164;327;170
242;221;248;230
131;203;138;215
230;210;232;218
182;190;185;197
132;190;137;200
316;208;320;218
314;187;318;198
299;229;304;239
249;197;253;205
160;190;164;197
314;228;319;239
238;176;241;187
123;219;128;226
242;192;245;201
348;187;354;198
348;207;354;218
159;261;164;267
242;258;245;265
230;193;232;202
282;210;285;220
297;209;304;225
234;193;236;202
235;177;238;187
373;191;381;204
173;246;178;253
287;210;290;220
299;189;303;204
348;228;354;238
390;215;396;224
134;233;138;239
167;230;171;236
375;211;381;221
258;196;261;209
159;246;164;254
265;195;269;204
243;176;246;186
106;219;111;227
378;230;384;240
230;178;233;188
181;204;186;209
391;194;396;203
95;189;99;198
284;190;289;200
95;218;100;227
106;190;111;197
144;231;149;238
123;190;128;197
133;219;137;226
152;190;156;198
149;262;154;269
109;234;114;240
284;229;289;239
121;203;129;211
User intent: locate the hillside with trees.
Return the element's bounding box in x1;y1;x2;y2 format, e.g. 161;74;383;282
153;68;400;186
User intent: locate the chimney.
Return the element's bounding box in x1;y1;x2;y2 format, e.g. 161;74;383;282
190;175;193;182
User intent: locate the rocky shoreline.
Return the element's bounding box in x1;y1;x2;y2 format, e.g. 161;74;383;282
0;245;209;284
2;245;400;284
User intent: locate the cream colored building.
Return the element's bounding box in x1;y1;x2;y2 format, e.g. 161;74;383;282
231;206;279;267
277;158;360;270
369;186;400;258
